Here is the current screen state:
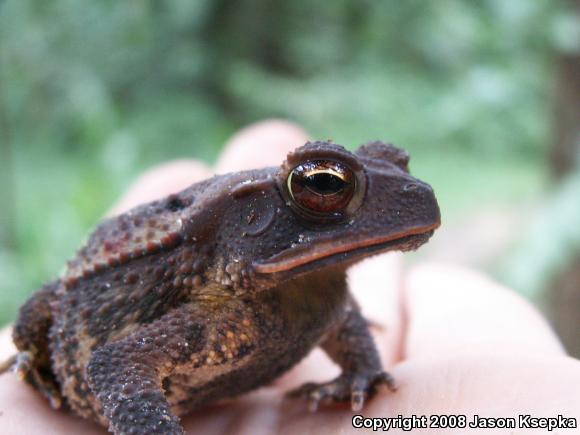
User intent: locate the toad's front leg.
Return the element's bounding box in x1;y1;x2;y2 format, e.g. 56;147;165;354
86;306;207;435
288;301;395;411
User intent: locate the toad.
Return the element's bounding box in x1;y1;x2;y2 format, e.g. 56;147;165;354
0;141;440;434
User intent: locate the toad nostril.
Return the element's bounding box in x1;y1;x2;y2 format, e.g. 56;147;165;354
402;183;418;192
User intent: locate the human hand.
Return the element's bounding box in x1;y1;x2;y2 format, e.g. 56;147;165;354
1;120;579;434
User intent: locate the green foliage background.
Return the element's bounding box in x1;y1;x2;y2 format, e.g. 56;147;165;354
0;0;576;325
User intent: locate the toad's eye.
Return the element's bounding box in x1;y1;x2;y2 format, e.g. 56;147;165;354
287;160;356;214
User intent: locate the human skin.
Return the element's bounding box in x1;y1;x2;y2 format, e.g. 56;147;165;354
1;120;579;434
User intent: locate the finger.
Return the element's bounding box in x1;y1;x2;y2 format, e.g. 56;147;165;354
215;119;310;173
404;263;565;360
109;159;212;216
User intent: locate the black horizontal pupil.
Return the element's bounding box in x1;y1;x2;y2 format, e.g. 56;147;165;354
305;172;346;195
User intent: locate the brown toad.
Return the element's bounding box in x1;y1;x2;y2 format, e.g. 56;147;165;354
0;141;440;434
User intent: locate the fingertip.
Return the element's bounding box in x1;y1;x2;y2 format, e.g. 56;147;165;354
215;119;310;173
110;119;309;214
109;160;212;215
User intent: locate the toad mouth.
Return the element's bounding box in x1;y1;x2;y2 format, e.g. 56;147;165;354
252;222;440;274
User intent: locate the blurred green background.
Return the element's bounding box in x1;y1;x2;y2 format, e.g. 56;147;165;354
1;1;579;353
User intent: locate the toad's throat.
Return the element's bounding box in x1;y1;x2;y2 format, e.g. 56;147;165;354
253;222;440;274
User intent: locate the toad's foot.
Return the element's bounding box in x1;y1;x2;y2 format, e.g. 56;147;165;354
287;370;396;412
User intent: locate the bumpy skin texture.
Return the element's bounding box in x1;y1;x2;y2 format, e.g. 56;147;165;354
6;141;440;435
